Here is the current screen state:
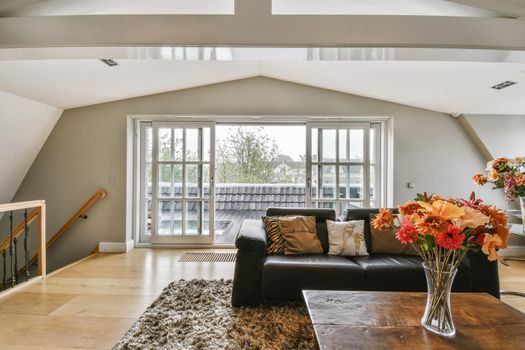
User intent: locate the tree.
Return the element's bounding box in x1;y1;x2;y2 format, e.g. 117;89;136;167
217;127;279;183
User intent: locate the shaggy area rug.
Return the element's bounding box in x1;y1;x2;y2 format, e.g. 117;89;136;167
113;279;315;350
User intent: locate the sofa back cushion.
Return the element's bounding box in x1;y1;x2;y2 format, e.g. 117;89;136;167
339;208;398;254
266;207;336;253
279;216;324;255
369;214;418;255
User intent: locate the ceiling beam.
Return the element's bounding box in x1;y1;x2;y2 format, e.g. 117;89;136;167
447;0;525;18
0;0;46;12
1;14;525;50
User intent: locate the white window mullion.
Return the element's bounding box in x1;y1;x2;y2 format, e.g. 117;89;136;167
305;124;312;207
182;128;187;235
151;123;159;238
363;124;371;208
335;128;340;214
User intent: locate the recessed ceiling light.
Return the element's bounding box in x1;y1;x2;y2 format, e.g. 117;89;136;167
100;58;118;67
491;81;517;90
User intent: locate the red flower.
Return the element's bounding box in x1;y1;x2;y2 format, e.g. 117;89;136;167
395;220;419;244
436;224;465;250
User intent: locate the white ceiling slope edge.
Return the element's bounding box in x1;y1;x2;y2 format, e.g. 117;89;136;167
0;90;62;204
0;60;523;114
0;0;500;17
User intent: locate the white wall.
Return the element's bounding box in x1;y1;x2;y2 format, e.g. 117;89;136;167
0;90;62;204
465;115;525;159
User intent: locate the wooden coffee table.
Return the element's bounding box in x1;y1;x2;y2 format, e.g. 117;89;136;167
303;290;525;350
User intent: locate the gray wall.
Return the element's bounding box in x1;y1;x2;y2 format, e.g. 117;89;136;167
465;114;525;159
3;77;509;270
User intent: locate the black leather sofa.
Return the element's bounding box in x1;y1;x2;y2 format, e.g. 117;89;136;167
231;207;500;307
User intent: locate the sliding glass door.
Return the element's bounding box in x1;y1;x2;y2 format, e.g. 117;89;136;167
138;119;384;245
307;123;381;212
150;122;215;243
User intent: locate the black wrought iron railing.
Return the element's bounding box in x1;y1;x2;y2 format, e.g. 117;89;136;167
0;200;46;292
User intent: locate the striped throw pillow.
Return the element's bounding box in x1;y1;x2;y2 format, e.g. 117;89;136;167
262;216;285;254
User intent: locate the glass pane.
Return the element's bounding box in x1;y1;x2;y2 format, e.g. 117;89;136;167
339;129;349;162
158;127;182;161
145;163;152;197
146;199;151;235
349;129;364;162
158;164;182;198
186;201;209;235
370;125;378;164
313;201;335;209
186;164;203;198
311;165;318;199
203;164;210;198
370;165;376;202
320;129;336;162
340;165;363;199
320;165;335;199
203;127;210;162
311;128;318;162
145;126;152;162
157;200;182;235
186;128;202;161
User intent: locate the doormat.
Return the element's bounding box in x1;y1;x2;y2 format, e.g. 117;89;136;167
178;252;237;262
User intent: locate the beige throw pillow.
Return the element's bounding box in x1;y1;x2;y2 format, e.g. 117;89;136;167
369;214;418;255
327;220;368;256
279;216;323;255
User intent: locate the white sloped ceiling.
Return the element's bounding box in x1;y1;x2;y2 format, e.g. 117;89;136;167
0;90;62;204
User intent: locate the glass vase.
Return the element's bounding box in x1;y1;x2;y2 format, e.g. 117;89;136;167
421;262;457;337
520;197;525;235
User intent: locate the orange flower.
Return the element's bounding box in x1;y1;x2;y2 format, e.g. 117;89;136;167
493;226;509;249
515;172;525;187
472;173;488;186
479;205;508;228
417;200;465;221
398;202;421;217
371;208;394;230
455;207;490;229
415;214;448;236
491;157;509;171
482;234;505;261
487;169;499;182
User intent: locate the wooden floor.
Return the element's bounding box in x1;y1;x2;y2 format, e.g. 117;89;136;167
0;248;523;349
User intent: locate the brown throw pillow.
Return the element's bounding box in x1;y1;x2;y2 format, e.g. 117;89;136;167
262;216;285;255
279;216;323;255
369;214;418;255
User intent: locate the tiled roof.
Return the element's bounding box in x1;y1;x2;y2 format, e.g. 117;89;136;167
215;184;305;210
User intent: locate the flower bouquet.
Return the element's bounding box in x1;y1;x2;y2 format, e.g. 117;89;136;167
372;192;509;337
473;157;525;232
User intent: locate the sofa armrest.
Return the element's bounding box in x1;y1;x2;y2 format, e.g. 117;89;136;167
232;219;267;307
235;219;267;251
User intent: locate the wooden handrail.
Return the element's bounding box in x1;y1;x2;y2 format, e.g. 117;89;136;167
23;190;107;271
46;190;107;248
0;208;40;253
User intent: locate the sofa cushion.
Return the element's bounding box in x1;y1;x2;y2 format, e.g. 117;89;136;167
352;255;427;291
261;254;365;300
262;216;285;254
266;208;335;253
340;208;398;253
327;220;368;256
369;214;418;256
280;216;324;255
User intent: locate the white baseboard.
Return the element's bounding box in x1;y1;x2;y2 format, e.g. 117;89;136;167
98;239;134;253
500;245;525;257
